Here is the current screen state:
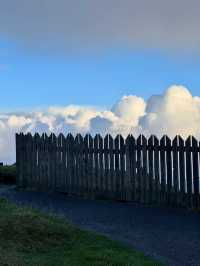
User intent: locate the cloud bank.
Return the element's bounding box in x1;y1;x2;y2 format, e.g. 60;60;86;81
0;0;200;52
0;85;200;164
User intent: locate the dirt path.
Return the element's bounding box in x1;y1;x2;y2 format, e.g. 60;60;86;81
0;185;200;266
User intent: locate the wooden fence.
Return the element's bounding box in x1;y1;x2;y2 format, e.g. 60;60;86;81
16;133;200;209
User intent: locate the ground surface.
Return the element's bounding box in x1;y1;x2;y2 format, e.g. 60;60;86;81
0;185;200;266
0;197;160;266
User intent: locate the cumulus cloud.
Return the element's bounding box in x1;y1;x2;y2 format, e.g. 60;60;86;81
0;85;200;164
112;95;146;124
0;0;200;52
140;85;200;138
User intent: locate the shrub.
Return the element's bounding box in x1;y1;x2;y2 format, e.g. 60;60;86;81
0;165;16;184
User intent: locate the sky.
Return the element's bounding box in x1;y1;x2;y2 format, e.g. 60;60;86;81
1;44;200;109
0;0;200;163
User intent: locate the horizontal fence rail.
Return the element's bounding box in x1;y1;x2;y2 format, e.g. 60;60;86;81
16;133;200;209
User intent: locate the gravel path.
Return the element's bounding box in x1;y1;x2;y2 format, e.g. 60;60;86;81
0;185;200;266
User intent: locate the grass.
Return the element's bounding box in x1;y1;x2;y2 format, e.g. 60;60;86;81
0;198;163;266
0;164;16;184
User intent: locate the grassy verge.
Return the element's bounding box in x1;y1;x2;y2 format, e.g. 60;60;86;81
0;198;163;266
0;165;16;184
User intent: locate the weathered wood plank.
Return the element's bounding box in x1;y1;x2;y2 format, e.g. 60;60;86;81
115;135;120;200
23;134;29;187
62;134;67;193
98;135;104;198
172;136;179;207
15;133;20;186
160;136;167;205
40;133;46;191
139;135;147;203
69;134;75;195
60;134;66;193
21;133;26;187
74;134;81;195
154;136;160;205
109;135;115;199
74;135;79;195
47;134;53;191
83;135;89;196
33;133;38;189
65;134;70;194
191;137;199;208
88;134;94;198
148;136;154;204
43;133;49;191
136;136;142;203
25;133;31;187
104;135;110;198
38;133;43;190
129;135;136;201
78;134;84;196
186;136;193;208
125;135;132;201
179;136;186;208
16;133;24;187
119;135;125;201
94;135;99;195
166;136;172;206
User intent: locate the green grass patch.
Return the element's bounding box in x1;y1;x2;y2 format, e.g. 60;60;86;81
0;198;163;266
0;165;16;184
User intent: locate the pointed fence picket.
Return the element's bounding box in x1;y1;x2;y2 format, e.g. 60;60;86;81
16;133;200;209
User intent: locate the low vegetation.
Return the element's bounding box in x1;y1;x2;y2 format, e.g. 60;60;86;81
0;198;163;266
0;164;16;184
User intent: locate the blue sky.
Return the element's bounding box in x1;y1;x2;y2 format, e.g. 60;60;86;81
1;39;200;111
1;0;200;163
1;0;200;112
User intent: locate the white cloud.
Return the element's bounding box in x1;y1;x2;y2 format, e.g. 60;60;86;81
112;95;146;124
139;85;200;138
0;85;200;164
7;115;31;128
